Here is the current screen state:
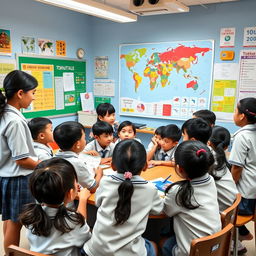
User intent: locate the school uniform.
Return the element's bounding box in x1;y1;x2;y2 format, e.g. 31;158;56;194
83;173;164;256
55;151;96;189
27;206;91;256
84;140;115;158
0;104;36;221
229;124;256;199
153;146;177;161
33;142;53;161
163;174;221;256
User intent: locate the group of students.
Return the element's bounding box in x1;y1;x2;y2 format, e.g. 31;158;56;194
0;70;256;256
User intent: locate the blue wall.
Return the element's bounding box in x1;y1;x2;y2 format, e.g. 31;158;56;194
1;0;256;142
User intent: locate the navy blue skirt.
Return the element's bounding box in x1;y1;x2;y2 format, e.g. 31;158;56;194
0;175;35;222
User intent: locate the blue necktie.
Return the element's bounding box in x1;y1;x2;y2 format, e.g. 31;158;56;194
101;150;107;158
161;153;168;161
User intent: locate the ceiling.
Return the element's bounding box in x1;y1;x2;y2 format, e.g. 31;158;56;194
93;0;239;11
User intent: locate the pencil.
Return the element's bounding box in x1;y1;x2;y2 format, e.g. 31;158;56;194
163;174;172;183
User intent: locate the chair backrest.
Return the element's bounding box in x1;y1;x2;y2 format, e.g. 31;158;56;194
189;223;234;256
221;193;241;228
6;245;50;256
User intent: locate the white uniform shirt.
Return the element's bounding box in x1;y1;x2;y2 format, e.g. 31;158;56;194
83;174;164;256
154;146;177;161
55;151;96;189
164;174;221;256
84;140;115;158
33;142;53;161
229;124;256;199
0;104;36;177
27;206;91;256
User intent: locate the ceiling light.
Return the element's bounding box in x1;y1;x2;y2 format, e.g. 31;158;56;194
34;0;137;23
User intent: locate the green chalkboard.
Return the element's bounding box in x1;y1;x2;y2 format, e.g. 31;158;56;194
18;55;86;118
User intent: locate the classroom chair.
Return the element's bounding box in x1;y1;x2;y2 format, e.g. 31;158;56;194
189;223;234;256
6;245;50;256
221;193;241;228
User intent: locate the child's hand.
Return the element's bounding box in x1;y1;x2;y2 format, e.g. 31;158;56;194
100;157;112;165
94;166;103;175
84;150;100;156
78;188;91;201
151;136;158;145
149;160;162;166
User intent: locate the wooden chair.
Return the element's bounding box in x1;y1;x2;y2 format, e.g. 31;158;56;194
221;193;241;228
189;223;234;256
6;245;50;256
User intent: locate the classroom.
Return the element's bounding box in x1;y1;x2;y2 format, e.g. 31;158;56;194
0;0;256;255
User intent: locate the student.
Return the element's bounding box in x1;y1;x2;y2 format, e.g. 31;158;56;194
0;70;39;252
20;158;91;256
84;121;115;165
83;139;163;256
54;121;102;192
208;126;238;212
181;117;212;144
229;97;256;251
149;124;181;167
115;120;141;144
193;109;216;127
28;117;54;160
162;141;221;256
146;125;165;161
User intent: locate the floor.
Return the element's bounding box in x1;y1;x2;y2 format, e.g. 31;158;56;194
0;217;255;255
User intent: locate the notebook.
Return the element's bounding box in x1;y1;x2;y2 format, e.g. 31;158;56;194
152;178;172;192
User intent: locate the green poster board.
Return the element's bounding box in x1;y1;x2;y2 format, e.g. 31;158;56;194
94;96;111;108
18;55;86;118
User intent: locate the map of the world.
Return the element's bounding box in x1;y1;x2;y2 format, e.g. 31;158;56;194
119;40;214;120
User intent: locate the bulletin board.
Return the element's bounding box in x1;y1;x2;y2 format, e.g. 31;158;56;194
18;55;86;118
119;40;214;120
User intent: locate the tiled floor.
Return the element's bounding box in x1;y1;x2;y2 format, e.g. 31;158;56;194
0;217;255;255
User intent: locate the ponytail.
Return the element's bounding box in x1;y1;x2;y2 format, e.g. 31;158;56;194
0;89;7;120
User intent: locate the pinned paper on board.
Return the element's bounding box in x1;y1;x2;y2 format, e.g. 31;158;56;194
80;92;94;112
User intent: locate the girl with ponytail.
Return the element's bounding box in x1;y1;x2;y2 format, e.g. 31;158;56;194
162;141;221;256
208;126;238;212
20;158;91;256
83;139;163;256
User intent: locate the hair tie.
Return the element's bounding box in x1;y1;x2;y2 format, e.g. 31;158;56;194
246;109;256;116
124;172;132;180
196;149;206;156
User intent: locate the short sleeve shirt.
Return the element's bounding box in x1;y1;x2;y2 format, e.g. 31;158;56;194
84;140;115;158
33;142;53;161
153;146;177;161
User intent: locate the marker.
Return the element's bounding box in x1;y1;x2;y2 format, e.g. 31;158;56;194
163;174;172;183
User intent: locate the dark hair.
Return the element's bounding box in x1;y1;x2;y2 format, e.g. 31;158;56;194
53;121;85;151
118;121;136;135
209;126;231;180
92;121;113;136
237;97;256;124
155;126;165;136
96;103;115;118
181;118;212;144
20;158;84;236
112;140;146;225
28;117;52;140
161;124;181;142
193;109;216;126
0;70;38;119
166;141;214;210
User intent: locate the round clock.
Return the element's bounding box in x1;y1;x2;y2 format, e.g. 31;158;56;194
76;48;85;59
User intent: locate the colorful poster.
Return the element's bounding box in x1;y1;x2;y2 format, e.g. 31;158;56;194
120;40;214;120
94;96;111;108
0;29;11;55
243;27;256;47
93;79;115;96
56;40;66;56
38;38;54;56
0;59;16;88
220;28;235;48
94;56;108;78
21;36;35;54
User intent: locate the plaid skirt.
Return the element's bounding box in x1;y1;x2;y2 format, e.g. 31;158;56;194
0;175;35;222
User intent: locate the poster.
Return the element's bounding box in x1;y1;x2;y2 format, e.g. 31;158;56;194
0;29;11;55
94;97;111;108
56;40;66;56
38;38;54;56
243;27;256;47
21;36;35;54
93;79;115;96
220;28;235;48
0;59;16;88
94;56;108;78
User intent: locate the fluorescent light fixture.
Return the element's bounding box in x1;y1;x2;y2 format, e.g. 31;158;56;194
34;0;137;23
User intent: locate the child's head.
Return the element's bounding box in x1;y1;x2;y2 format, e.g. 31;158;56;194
96;103;116;125
208;126;231;175
117;121;136;140
53;121;86;153
154;125;165;143
234;97;256;126
28;117;53;145
193;109;216;127
0;70;38;118
20;157;84;236
112;139;147;225
181;118;212;144
92;121;113;148
160;124;181;152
